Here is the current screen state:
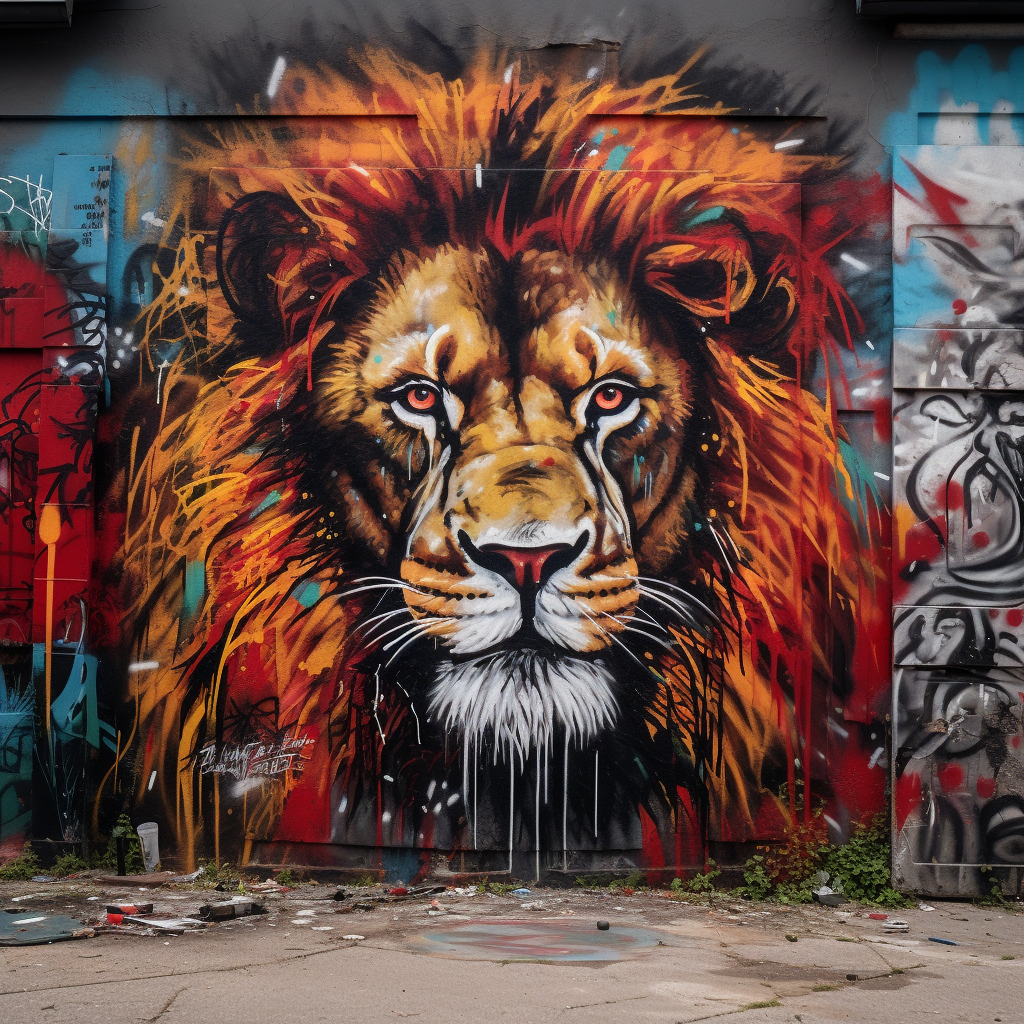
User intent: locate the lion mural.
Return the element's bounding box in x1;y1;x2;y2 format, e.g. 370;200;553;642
98;49;888;871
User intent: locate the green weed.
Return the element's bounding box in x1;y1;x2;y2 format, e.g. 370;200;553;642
671;860;722;897
51;851;89;876
733;812;913;907
0;845;42;880
609;869;646;891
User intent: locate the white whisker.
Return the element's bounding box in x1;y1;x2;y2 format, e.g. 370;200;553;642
339;583;429;601
636;576;718;620
386;618;456;666
638;588;703;630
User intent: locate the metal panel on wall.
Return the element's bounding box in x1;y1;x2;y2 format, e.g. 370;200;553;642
893;145;1024;896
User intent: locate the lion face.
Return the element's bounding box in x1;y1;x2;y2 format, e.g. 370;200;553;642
316;244;694;754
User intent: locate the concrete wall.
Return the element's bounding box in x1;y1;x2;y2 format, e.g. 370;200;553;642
0;0;1022;893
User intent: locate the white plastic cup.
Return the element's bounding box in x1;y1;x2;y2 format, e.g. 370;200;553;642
136;821;160;873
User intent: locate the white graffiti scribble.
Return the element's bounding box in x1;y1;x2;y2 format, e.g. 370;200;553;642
0;173;52;232
195;734;314;781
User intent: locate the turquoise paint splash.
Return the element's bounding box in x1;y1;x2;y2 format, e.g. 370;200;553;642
603;145;633;171
836;436;882;546
293;581;321;608
182;560;206;619
684;206;726;228
250;490;281;519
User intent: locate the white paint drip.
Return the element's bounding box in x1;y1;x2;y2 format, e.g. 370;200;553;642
509;754;515;874
562;735;569;873
128;660;159;672
535;752;541;883
147;771;157;792
774;138;804;150
266;56;287;99
840;252;870;273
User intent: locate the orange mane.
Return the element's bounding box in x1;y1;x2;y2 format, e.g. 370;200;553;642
98;48;889;868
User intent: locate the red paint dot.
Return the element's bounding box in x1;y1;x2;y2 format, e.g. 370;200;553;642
977;777;997;799
943;480;964;511
952;298;968;315
936;762;964;792
972;531;990;548
1008;609;1024;628
540;456;555;467
990;609;1000;619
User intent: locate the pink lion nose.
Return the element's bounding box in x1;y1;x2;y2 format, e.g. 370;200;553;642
479;540;569;589
480;544;570;588
458;529;590;596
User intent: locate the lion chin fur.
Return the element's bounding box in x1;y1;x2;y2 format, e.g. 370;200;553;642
428;651;620;765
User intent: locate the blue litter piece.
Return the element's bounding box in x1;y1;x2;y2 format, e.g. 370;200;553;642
0;910;94;946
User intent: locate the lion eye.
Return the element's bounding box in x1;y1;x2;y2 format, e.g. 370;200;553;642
401;384;439;413
588;383;635;420
595;386;625;411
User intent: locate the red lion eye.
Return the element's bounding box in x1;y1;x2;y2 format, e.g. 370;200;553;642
594;385;625;412
406;386;437;412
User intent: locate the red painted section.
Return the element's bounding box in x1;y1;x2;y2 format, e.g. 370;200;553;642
895;772;922;831
936;763;964;793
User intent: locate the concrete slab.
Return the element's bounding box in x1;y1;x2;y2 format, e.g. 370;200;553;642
1;879;1022;1023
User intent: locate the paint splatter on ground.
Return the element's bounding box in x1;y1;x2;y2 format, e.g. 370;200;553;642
411;919;662;961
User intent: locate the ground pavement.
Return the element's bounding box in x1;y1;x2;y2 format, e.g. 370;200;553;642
2;875;1022;1023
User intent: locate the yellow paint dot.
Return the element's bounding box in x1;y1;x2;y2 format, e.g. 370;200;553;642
329;511;335;517
709;509;717;518
644;652;654;660
727;500;735;508
302;492;309;499
299;661;306;671
701;443;709;451
319;517;325;523
712;433;719;441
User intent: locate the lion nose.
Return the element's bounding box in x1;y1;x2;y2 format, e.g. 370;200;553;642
480;544;572;589
458;530;590;591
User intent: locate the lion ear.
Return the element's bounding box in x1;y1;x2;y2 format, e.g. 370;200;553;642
643;238;756;324
216;191;318;325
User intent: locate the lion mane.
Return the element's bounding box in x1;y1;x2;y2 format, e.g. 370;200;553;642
99;48;887;870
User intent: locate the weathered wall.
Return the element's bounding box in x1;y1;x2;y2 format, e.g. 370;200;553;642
0;0;1020;892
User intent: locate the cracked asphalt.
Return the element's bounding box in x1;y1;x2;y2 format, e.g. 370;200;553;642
2;878;1023;1022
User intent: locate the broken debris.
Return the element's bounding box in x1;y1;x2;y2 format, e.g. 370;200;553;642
198;896;267;921
1;910;94;946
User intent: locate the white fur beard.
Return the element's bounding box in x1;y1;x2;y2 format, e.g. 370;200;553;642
428;650;619;763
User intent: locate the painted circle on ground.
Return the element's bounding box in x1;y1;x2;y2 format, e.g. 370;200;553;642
411;918;663;961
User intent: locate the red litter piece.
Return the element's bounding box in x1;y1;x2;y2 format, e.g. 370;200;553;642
869;913;888;920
